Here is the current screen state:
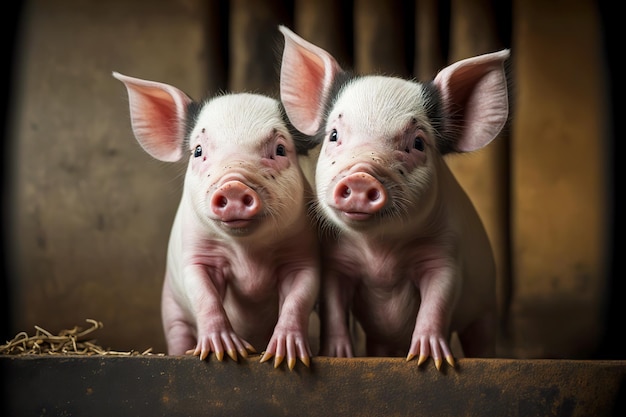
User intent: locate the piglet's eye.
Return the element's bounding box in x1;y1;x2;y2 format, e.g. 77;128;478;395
193;145;202;157
414;137;425;152
329;129;338;142
276;143;286;157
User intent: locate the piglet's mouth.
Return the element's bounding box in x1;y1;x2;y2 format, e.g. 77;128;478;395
341;211;373;221
220;219;255;228
215;216;266;236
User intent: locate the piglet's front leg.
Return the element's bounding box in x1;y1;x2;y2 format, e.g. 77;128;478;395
318;273;354;358
185;265;256;361
260;268;318;370
407;266;458;370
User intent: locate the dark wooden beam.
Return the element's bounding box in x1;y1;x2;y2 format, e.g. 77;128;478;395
2;356;624;416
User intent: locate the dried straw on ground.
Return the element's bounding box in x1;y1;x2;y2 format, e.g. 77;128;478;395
0;319;162;356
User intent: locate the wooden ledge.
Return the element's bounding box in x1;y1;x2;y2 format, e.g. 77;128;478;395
2;355;624;416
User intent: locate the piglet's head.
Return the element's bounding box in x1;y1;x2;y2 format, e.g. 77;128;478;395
278;25;509;234
113;72;307;239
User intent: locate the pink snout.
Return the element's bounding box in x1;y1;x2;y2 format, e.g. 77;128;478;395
210;180;262;222
333;172;387;218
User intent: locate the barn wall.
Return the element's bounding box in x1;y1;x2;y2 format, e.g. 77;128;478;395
1;0;616;360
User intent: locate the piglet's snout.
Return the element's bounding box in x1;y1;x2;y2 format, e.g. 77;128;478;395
211;180;262;221
333;172;387;215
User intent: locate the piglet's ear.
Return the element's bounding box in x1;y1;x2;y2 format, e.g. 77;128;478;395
113;72;192;162
279;25;342;136
433;49;510;152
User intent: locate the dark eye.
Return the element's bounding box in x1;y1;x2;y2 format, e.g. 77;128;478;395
329;129;338;142
276;143;286;156
193;145;202;157
414;137;425;152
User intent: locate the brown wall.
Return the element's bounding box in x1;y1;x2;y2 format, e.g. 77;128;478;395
2;0;617;359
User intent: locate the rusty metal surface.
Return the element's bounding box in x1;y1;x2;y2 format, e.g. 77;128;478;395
1;356;624;416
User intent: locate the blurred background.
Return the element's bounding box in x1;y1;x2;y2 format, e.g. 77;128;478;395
1;0;621;360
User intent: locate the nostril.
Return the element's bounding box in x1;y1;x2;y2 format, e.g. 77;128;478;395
243;194;254;207
367;188;380;201
217;196;228;207
341;186;351;198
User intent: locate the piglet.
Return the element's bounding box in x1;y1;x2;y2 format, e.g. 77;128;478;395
278;25;509;370
113;72;320;370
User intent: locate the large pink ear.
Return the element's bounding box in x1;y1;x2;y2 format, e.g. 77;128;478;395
112;72;193;162
278;25;342;136
433;49;510;152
